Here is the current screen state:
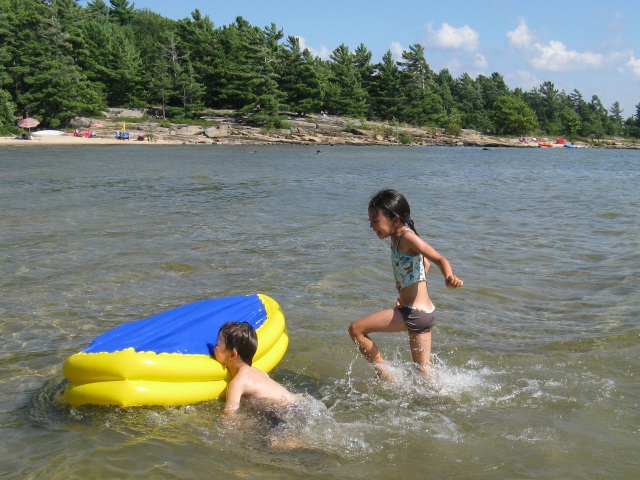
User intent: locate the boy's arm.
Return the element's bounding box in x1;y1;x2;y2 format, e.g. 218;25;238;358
224;377;244;414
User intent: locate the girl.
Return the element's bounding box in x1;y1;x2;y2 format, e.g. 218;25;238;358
348;189;463;380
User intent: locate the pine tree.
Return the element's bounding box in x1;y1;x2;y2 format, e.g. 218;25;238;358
434;68;457;116
369;50;402;121
5;0;103;126
86;0;110;18
492;95;537;134
453;73;488;130
608;101;624;136
0;88;16;131
325;44;367;117
280;36;322;115
109;0;135;26
148;55;172;118
397;44;443;126
353;43;374;114
174;10;221;108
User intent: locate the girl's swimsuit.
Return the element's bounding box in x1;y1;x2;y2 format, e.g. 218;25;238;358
392;229;436;333
391;229;427;291
396;305;436;333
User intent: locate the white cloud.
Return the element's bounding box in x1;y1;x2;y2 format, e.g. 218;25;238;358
507;19;533;48
445;57;462;72
427;23;479;51
389;41;404;62
627;56;640;78
530;40;603;71
296;36;331;60
507;19;604;72
474;53;488;69
507;69;540;91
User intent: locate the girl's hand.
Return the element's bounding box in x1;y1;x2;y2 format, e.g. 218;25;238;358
445;274;463;288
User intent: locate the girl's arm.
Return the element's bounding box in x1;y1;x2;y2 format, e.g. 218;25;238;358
404;231;463;288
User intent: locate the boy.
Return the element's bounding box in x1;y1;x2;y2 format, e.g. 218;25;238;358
214;321;295;414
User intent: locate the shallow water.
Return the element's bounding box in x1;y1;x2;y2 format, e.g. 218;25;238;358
1;145;638;479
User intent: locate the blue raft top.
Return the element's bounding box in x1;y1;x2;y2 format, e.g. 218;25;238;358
83;294;266;355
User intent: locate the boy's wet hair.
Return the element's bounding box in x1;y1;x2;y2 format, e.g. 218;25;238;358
218;321;258;365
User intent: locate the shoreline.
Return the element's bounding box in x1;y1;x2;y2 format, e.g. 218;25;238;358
0;132;599;148
3;112;638;148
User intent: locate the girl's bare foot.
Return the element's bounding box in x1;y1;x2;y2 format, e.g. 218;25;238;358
374;364;396;383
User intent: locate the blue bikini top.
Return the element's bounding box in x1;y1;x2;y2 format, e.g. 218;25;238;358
391;229;427;291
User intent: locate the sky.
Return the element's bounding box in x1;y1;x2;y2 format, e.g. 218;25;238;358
116;0;640;116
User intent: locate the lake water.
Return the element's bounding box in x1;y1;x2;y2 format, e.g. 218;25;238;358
1;145;638;479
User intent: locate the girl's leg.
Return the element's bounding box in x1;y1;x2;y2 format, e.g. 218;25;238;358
408;331;432;374
348;309;406;381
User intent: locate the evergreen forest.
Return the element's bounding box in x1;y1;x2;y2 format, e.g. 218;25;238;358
2;0;640;139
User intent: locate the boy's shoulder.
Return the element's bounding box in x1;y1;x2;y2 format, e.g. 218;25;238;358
232;364;267;385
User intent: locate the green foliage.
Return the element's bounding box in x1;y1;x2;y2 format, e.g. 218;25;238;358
492;95;538;134
369;51;402;121
0;2;635;137
444;122;462;137
280;37;323;115
325;44;368;117
0;88;16;132
396;44;443;126
109;0;135;25
399;134;413;145
559;108;581;137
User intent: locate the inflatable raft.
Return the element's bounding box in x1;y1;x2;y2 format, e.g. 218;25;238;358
63;294;288;407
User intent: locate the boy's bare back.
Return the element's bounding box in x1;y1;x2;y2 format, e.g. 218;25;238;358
225;364;294;413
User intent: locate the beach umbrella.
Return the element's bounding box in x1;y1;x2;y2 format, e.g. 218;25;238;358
17;117;40;131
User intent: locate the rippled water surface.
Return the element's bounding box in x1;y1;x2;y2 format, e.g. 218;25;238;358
1;145;638;479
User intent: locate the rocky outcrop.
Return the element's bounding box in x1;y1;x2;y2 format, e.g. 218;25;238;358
69;110;638;149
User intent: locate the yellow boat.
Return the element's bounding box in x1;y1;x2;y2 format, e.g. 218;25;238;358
63;294;288;407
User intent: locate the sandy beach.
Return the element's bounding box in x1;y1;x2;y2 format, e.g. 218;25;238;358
1;133;188;147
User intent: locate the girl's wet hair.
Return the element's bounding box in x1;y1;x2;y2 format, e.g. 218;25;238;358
369;189;418;235
218;321;258;365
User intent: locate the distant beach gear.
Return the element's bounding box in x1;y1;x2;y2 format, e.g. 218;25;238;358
32;130;63;136
17;117;40;130
63;294;289;407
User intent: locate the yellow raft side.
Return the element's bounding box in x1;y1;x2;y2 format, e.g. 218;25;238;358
63;349;226;384
64;332;289;407
254;293;285;359
65;379;229;408
63;294;289;407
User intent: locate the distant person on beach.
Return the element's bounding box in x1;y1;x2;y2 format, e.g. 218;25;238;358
214;321;297;414
348;189;463;381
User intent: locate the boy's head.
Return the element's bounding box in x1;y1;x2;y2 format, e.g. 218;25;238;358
216;322;258;366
